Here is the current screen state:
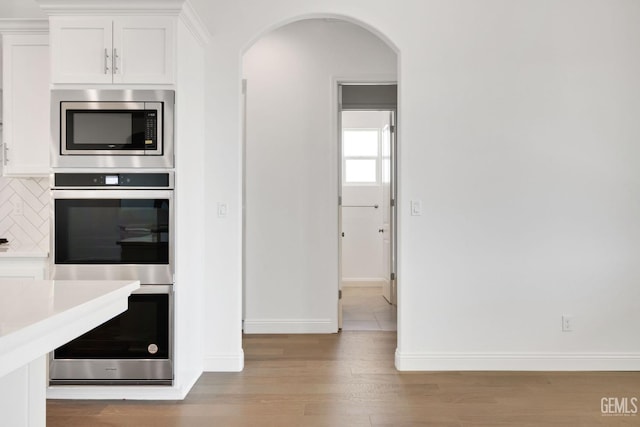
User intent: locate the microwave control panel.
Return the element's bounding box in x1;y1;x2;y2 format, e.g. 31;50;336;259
145;111;158;146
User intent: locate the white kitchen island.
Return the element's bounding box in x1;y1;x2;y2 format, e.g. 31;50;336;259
0;279;140;427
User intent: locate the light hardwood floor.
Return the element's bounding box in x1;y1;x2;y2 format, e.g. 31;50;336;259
48;332;640;426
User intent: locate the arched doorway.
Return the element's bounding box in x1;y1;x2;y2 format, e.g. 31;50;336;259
241;17;399;338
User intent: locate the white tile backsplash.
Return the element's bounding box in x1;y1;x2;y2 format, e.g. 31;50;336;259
0;176;49;251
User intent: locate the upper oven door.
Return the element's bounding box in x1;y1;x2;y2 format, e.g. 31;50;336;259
61;101;162;156
51;189;174;284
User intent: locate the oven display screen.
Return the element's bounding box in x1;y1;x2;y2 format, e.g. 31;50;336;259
105;175;119;185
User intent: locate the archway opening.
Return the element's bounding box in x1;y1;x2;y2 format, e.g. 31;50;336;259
241;17;399;341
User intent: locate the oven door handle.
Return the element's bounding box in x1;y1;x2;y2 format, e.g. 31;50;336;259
51;189;174;199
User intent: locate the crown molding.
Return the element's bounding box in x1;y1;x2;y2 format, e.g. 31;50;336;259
35;0;187;16
32;0;211;45
0;19;49;34
179;1;212;46
0;3;212;44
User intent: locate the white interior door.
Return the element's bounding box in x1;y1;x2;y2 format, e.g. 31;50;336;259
341;113;387;289
338;93;343;330
381;119;392;303
389;111;397;306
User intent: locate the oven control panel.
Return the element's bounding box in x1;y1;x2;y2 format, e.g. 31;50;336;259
53;172;173;188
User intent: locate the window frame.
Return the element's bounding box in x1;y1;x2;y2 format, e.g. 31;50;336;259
342;127;381;185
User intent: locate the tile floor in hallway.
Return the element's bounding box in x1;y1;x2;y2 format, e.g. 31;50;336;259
341;286;396;331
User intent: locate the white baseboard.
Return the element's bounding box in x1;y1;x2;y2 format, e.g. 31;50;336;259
341;278;385;288
395;350;640;371
47;384;188;400
243;318;335;334
203;350;244;372
46;368;204;400
174;369;202;397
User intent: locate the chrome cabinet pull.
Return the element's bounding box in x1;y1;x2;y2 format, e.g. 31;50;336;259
113;48;119;74
104;48;110;74
3;144;9;165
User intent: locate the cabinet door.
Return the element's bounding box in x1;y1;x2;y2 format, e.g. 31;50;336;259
0;257;48;280
112;16;175;84
2;35;50;177
0;266;46;280
50;17;113;84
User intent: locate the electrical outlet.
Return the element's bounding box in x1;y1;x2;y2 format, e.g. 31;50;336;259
13;200;24;216
562;315;573;332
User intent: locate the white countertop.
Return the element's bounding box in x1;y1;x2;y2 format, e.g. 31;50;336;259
0;279;140;378
0;244;48;258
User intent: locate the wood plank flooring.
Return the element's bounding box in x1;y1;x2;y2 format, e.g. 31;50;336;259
47;332;640;426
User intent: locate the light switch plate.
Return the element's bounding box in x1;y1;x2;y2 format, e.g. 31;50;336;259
411;200;422;216
217;203;228;218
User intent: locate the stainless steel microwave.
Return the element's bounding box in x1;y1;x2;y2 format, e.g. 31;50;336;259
51;89;174;168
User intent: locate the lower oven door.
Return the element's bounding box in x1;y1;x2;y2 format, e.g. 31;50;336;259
49;285;173;385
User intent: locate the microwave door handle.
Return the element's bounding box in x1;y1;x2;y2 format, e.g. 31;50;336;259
104;48;110;74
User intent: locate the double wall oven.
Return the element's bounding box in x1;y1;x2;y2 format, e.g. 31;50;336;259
49;90;176;385
50;172;174;385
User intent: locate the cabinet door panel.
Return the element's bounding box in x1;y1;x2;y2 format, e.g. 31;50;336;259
51;17;113;84
0;267;46;280
113;17;175;84
2;35;50;177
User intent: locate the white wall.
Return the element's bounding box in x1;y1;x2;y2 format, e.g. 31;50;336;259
194;0;640;371
394;0;640;370
242;19;396;333
0;2;45;18
173;16;206;392
5;0;640;372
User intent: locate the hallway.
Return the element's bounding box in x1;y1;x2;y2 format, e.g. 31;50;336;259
341;286;397;331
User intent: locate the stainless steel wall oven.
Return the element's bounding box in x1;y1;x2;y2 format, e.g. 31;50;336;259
50;172;174;385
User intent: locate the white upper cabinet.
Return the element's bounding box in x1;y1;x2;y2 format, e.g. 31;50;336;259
50;17;112;84
112;17;175;84
2;34;50;177
50;16;175;85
